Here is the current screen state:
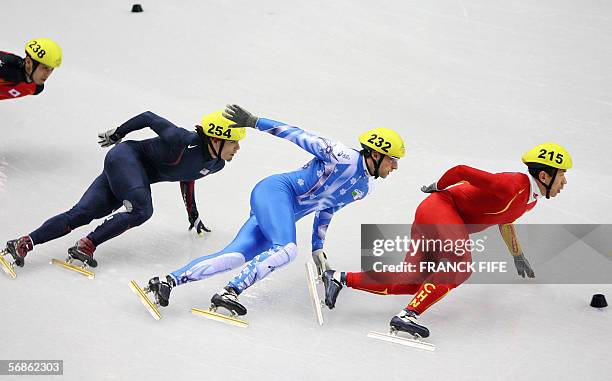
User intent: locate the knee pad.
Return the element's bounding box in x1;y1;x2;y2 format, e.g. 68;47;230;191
250;242;297;281
229;243;298;292
256;242;297;274
123;189;153;226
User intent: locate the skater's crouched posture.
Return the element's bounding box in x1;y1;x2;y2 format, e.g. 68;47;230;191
142;104;406;316
322;142;572;338
2;111;244;270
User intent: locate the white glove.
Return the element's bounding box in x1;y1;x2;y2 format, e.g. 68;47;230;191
98;128;123;148
312;249;331;276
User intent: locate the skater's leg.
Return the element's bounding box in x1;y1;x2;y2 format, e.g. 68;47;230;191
400;194;472;330
344;225;427;295
85;145;154;247
345;272;421;295
226;179;297;293
28;174;121;246
86;186;153;246
169;215;271;286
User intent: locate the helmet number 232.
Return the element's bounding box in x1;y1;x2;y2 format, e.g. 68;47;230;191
538;149;563;164
367;134;391;153
208;123;232;139
27;41;46;59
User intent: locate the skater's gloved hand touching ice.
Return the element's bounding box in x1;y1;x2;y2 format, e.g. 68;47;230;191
97;128;123;148
312;249;332;277
513;252;535;278
223;104;258;128
420;182;439;193
188;210;211;236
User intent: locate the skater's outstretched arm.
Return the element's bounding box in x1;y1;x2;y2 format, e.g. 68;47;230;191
311;206;344;274
223;104;345;162
180;181;211;235
98;111;190;148
499;223;535;278
312;206;343;252
434;165;517;195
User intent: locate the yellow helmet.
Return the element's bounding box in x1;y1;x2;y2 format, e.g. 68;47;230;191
25;38;62;68
359;128;406;158
201;111;246;141
522;142;572;170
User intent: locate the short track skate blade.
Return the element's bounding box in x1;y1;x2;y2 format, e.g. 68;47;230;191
129;280;162;321
367;331;436;351
0;255;17;279
51;258;95;279
191;307;248;328
305;261;324;326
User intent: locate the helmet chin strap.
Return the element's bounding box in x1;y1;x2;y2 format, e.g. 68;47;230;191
207;138;226;163
365;151;385;179
25;56;39;83
537;168;558;199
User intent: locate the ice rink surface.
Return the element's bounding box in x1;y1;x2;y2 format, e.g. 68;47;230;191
1;1;611;380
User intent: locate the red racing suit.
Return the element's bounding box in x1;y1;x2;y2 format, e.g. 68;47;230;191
347;165;542;315
0;51;44;100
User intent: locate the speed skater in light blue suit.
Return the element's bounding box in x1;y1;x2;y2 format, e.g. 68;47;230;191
145;104;406;315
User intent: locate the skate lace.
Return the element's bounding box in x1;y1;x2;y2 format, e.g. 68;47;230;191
223;289;239;302
399;311;419;324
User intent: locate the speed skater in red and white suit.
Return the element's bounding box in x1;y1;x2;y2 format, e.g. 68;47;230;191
320;142;573;338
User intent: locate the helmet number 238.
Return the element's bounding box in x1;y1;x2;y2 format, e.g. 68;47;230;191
207;123;232;139
367;134;391;153
537;149;563;164
27;41;46;59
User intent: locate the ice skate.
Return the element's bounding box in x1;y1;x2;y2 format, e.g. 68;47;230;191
0;237;33;279
146;276;174;307
210;286;247;315
305;261;324;325
51;238;97;279
367;309;436;351
322;270;343;309
390;309;430;338
128;276;174;321
191;286;249;328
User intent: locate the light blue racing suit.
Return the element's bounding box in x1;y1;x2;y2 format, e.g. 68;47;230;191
170;118;375;294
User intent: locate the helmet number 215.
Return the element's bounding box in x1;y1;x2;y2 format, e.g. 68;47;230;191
537;149;564;164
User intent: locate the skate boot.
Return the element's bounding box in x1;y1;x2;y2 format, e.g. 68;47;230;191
146;275;175;307
211;286;247;316
390;309;430;338
322;270;345;309
67;238;98;268
2;236;33;267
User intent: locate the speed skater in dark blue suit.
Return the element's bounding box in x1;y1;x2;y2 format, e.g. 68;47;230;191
1;111;246;270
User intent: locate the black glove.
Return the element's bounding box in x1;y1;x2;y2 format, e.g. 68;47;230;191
222;104;258;128
420;182;440;193
188;210;211;236
98;128;123;148
513;253;535;278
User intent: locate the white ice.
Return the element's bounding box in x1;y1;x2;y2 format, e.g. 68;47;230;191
1;1;611;380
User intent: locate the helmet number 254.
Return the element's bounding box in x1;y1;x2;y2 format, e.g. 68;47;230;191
367;134;391;153
207;123;232;139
